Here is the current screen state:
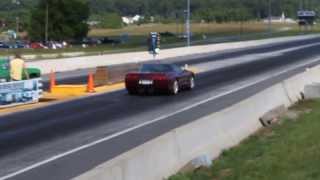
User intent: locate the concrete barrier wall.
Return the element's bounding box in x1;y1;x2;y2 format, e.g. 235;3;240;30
302;66;320;99
74;65;320;180
94;63;140;85
105;63;140;84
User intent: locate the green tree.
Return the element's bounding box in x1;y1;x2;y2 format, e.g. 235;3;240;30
2;0;320;29
28;0;90;41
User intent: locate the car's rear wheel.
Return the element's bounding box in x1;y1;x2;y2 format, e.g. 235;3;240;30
128;90;137;95
169;80;179;95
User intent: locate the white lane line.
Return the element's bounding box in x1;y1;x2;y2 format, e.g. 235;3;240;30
196;42;320;72
1;56;320;180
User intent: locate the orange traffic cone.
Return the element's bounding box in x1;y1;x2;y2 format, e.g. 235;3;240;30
87;73;95;93
49;70;56;92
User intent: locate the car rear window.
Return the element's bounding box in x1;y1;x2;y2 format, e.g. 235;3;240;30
140;64;174;73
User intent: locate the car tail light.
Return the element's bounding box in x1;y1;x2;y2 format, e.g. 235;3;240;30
126;74;139;80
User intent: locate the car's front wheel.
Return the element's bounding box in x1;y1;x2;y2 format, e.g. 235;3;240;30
187;77;195;90
169;80;179;95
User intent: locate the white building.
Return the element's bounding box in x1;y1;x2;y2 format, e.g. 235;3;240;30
263;12;296;24
122;15;144;25
87;21;100;26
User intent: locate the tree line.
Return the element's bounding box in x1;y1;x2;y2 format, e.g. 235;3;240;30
90;0;320;21
0;0;319;41
1;0;319;23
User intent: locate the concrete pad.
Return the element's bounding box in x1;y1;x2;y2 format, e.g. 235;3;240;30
51;85;88;96
0;82;125;117
95;83;125;93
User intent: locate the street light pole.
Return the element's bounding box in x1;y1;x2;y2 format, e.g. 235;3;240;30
268;0;272;34
16;17;19;34
186;0;191;47
45;1;49;43
12;0;21;39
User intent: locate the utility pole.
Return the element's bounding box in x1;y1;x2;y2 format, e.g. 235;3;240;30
16;17;19;34
186;0;191;47
268;0;272;34
175;12;179;36
45;1;49;43
13;0;21;39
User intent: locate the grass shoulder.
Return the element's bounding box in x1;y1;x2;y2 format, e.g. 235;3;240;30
170;100;320;180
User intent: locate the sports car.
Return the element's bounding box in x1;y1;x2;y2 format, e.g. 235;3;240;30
125;64;195;95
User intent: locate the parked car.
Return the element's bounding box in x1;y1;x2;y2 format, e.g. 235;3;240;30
46;41;64;49
30;42;47;49
159;31;175;37
82;38;101;46
14;41;27;48
100;37;120;45
0;58;41;82
6;41;27;49
0;42;10;49
125;63;195;95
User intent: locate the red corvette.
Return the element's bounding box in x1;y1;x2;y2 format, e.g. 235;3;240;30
125;64;195;95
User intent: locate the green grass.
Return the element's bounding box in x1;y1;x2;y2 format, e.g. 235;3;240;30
169;100;320;180
88;22;289;36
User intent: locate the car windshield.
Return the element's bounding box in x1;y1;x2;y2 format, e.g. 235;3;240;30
140;64;174;73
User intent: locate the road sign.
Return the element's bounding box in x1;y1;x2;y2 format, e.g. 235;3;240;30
297;10;316;26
